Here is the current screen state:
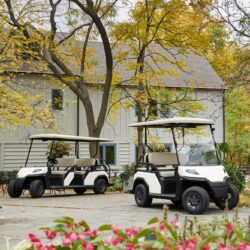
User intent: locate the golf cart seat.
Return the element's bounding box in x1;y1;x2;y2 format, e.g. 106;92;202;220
74;158;98;174
147;152;177;177
52;158;75;174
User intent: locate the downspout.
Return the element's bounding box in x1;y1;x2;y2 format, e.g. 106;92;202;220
76;90;80;158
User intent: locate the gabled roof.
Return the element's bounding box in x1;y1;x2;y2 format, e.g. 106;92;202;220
6;40;224;90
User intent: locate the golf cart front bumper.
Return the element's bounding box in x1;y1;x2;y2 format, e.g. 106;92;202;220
209;181;228;199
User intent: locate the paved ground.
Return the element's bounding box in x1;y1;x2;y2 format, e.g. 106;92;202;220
0;192;249;249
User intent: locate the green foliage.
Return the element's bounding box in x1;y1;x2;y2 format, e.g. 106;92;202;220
18;214;250;250
107;176;123;192
47;141;72;158
218;142;246;193
120;164;135;181
224;164;246;193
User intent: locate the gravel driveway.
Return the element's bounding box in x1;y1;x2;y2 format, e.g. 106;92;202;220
0;192;249;248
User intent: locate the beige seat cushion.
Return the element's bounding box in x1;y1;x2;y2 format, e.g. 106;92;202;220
147;152;178;165
52;158;75;175
74;158;97;175
74;158;97;167
147;152;177;177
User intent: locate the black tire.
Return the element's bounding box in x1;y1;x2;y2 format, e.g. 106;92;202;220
134;183;153;207
30;180;45;198
214;184;239;210
74;187;86;195
7;180;23;198
182;186;209;214
94;179;107;194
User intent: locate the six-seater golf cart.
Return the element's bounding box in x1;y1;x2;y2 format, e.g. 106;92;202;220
128;117;239;214
8;134;113;198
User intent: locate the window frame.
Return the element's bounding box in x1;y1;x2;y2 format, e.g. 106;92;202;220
99;144;116;166
51;89;63;111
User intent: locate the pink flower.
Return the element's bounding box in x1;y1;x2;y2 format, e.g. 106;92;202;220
89;230;98;237
41;244;56;250
125;227;138;238
82;241;94;250
159;222;167;231
28;233;41;244
171;219;180;229
69;232;79;241
62;237;72;247
105;236;123;246
113;225;120;234
202;245;210;250
219;243;233;250
45;230;57;240
226;223;234;233
237;243;250;250
126;242;134;250
177;238;198;250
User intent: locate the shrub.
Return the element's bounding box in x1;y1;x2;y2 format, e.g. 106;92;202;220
47;141;72;158
224;164;246;192
15;212;250;250
120;164;135;181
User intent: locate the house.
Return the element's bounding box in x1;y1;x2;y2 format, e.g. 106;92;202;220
0;42;225;171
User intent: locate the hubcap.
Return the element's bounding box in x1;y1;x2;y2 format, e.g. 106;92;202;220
136;188;144;203
99;182;106;192
37;183;44;195
186;193;201;210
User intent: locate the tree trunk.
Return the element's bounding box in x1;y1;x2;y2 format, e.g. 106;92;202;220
137;47;146;159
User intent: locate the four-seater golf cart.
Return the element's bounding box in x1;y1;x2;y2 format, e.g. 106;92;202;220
8;134;113;198
128;117;239;214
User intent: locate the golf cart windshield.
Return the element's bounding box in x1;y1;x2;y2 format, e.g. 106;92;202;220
173;125;219;166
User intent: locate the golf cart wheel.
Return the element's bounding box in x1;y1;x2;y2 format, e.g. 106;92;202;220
94;179;107;194
30;180;45;198
74;187;86;195
134;184;152;207
214;184;239;210
182;186;209;214
7;180;23;198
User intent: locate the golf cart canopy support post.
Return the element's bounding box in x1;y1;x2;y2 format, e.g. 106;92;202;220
25;139;33;167
210;124;221;164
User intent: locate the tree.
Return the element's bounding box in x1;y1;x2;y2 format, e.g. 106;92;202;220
0;3;54;131
112;0;216;157
2;0;118;156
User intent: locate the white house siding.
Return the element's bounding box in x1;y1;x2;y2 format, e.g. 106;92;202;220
0;75;224;170
3;142;48;171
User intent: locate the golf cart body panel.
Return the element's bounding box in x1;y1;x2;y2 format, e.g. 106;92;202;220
128;117;239;214
84;171;109;186
8;134;113;198
17;167;48;178
178;165;228;182
134;172;161;194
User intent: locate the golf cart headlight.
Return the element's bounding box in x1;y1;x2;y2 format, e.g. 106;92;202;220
185;169;199;175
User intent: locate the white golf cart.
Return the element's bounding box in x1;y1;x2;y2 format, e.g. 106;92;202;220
8;134;113;198
128;117;239;214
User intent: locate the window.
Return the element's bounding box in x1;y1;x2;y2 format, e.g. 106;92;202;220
52;89;63;110
99;144;116;165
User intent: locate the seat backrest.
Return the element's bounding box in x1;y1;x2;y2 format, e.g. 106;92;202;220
74;158;97;167
55;158;75;168
147;152;178;166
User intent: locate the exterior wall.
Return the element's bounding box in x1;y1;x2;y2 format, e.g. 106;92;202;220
0;75;224;170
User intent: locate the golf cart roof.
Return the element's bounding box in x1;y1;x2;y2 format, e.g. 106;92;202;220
29;134;113;142
128;117;214;128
